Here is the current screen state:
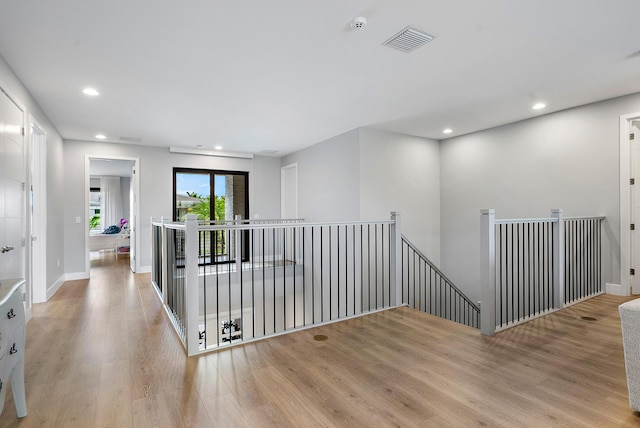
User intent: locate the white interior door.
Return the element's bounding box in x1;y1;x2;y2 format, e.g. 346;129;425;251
281;164;298;263
281;163;298;219
631;121;640;294
0;90;26;283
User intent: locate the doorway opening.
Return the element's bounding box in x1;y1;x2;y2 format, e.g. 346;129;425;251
86;156;139;274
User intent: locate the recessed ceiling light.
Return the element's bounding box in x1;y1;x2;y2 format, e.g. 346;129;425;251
95;134;106;139
83;88;100;96
532;102;546;110
214;145;223;150
443;128;453;134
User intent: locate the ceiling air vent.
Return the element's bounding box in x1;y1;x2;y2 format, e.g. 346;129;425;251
383;25;437;53
259;149;279;155
119;136;142;143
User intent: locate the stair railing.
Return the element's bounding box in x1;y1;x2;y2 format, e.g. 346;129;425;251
481;209;605;335
401;235;480;328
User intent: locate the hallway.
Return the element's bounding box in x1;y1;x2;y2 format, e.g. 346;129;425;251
0;252;639;426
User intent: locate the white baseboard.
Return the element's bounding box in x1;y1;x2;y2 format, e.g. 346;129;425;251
606;283;630;296
137;265;151;274
46;275;66;300
64;271;89;281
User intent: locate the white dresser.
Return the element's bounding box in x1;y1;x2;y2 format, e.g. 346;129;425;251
0;279;26;418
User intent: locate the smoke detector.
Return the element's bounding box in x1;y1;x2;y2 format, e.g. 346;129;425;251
351;17;367;30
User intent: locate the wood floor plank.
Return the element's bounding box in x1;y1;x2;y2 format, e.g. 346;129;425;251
54;387;99;428
94;360;134;428
201;394;252;428
1;252;640;427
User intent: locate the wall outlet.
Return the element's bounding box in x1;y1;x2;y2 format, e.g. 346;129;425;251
57;259;60;267
75;216;81;224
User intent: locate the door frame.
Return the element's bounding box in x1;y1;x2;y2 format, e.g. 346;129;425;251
84;155;140;274
29;118;47;305
620;111;640;295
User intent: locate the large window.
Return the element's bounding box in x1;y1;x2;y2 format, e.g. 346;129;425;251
173;168;249;263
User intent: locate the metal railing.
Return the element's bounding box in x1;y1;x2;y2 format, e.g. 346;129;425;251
564;217;604;305
494;218;556;329
152;214;401;355
151;222;164;294
481;209;605;335
194;218;305;265
401;235;480;328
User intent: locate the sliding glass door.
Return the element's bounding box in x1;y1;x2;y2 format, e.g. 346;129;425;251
173;168;249;264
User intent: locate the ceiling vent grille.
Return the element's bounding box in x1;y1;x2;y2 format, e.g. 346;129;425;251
119;136;142;143
383;25;437;53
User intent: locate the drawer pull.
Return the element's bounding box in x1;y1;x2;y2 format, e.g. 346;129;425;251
7;309;15;319
0;380;3;393
9;343;17;355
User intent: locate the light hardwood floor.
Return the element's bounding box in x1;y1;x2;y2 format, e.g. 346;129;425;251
0;252;639;427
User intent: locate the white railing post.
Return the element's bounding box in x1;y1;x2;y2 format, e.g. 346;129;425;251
160;216;168;305
150;216;156;286
390;211;402;307
551;209;565;309
235;214;242;274
184;214;200;356
480;209;496;336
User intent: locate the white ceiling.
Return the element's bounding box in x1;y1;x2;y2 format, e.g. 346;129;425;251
1;1;640;156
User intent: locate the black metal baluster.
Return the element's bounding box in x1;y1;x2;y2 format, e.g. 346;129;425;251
375;224;379;309
320;226;324;321
337;225;340;318
273;227;277;332
283;226;287;330
353;226;356;315
329;225;332;320
360;225;364;314
367;224;371;312
262;228;266;336
293;227;297;328
251;229;255;339
312;227;315;324
228;229;232;342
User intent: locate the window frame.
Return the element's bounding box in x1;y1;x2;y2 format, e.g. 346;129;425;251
172;167;250;265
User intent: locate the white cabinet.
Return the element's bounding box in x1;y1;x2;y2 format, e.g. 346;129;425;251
0;279;26;417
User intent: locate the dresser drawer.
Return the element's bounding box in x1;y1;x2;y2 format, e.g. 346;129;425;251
0;289;23;326
0;322;24;364
0;279;26;418
0;332;20;416
0;288;23;337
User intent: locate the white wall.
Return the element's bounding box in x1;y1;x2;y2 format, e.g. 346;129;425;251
359;128;441;263
440;92;640;302
281;129;360;222
252;155;282;219
63;141;281;276
0;54;65;297
282;127;441;262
